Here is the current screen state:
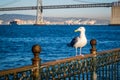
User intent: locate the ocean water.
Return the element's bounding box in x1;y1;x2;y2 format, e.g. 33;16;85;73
0;25;120;70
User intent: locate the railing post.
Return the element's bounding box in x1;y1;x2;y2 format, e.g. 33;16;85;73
32;44;41;80
90;39;97;80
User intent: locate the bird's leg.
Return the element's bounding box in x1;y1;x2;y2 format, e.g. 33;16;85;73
80;47;82;55
80;48;84;56
76;48;77;56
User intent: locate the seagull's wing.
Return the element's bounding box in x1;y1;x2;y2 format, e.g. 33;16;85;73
67;37;78;47
70;37;79;47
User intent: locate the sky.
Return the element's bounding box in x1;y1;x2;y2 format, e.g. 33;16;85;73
0;0;118;19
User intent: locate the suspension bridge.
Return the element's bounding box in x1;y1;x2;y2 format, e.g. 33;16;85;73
0;0;120;25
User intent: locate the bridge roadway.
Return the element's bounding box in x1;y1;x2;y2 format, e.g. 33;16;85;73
0;3;112;11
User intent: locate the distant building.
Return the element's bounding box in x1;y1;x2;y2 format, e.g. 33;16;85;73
0;20;3;24
10;21;18;25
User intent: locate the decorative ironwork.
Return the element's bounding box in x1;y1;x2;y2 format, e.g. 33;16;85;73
0;66;36;80
0;39;120;80
41;56;94;80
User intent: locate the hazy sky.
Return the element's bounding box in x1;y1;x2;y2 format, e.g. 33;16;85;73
0;0;118;19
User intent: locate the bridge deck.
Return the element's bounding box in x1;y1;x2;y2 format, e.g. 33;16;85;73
0;3;112;11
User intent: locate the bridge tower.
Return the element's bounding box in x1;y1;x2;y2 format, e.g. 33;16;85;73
110;1;120;25
36;0;43;25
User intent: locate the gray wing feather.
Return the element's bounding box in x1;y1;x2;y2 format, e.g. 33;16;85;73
68;37;78;47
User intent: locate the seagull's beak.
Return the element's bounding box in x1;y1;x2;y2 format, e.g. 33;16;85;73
74;29;78;32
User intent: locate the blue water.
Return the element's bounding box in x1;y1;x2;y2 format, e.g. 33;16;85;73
0;25;120;70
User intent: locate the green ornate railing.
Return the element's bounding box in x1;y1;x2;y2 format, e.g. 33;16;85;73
0;39;120;80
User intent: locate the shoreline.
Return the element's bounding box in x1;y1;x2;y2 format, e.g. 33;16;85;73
0;24;120;27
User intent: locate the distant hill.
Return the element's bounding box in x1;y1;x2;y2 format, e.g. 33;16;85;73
0;14;110;24
0;14;35;22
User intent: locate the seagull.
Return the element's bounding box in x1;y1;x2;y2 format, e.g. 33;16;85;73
68;27;87;56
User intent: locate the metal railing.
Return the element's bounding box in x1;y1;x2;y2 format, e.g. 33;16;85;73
0;39;120;80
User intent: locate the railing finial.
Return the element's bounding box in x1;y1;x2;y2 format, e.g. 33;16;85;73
32;44;41;57
90;39;97;80
90;39;97;55
32;44;41;80
32;44;41;66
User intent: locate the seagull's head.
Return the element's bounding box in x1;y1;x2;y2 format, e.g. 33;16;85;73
74;27;85;32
